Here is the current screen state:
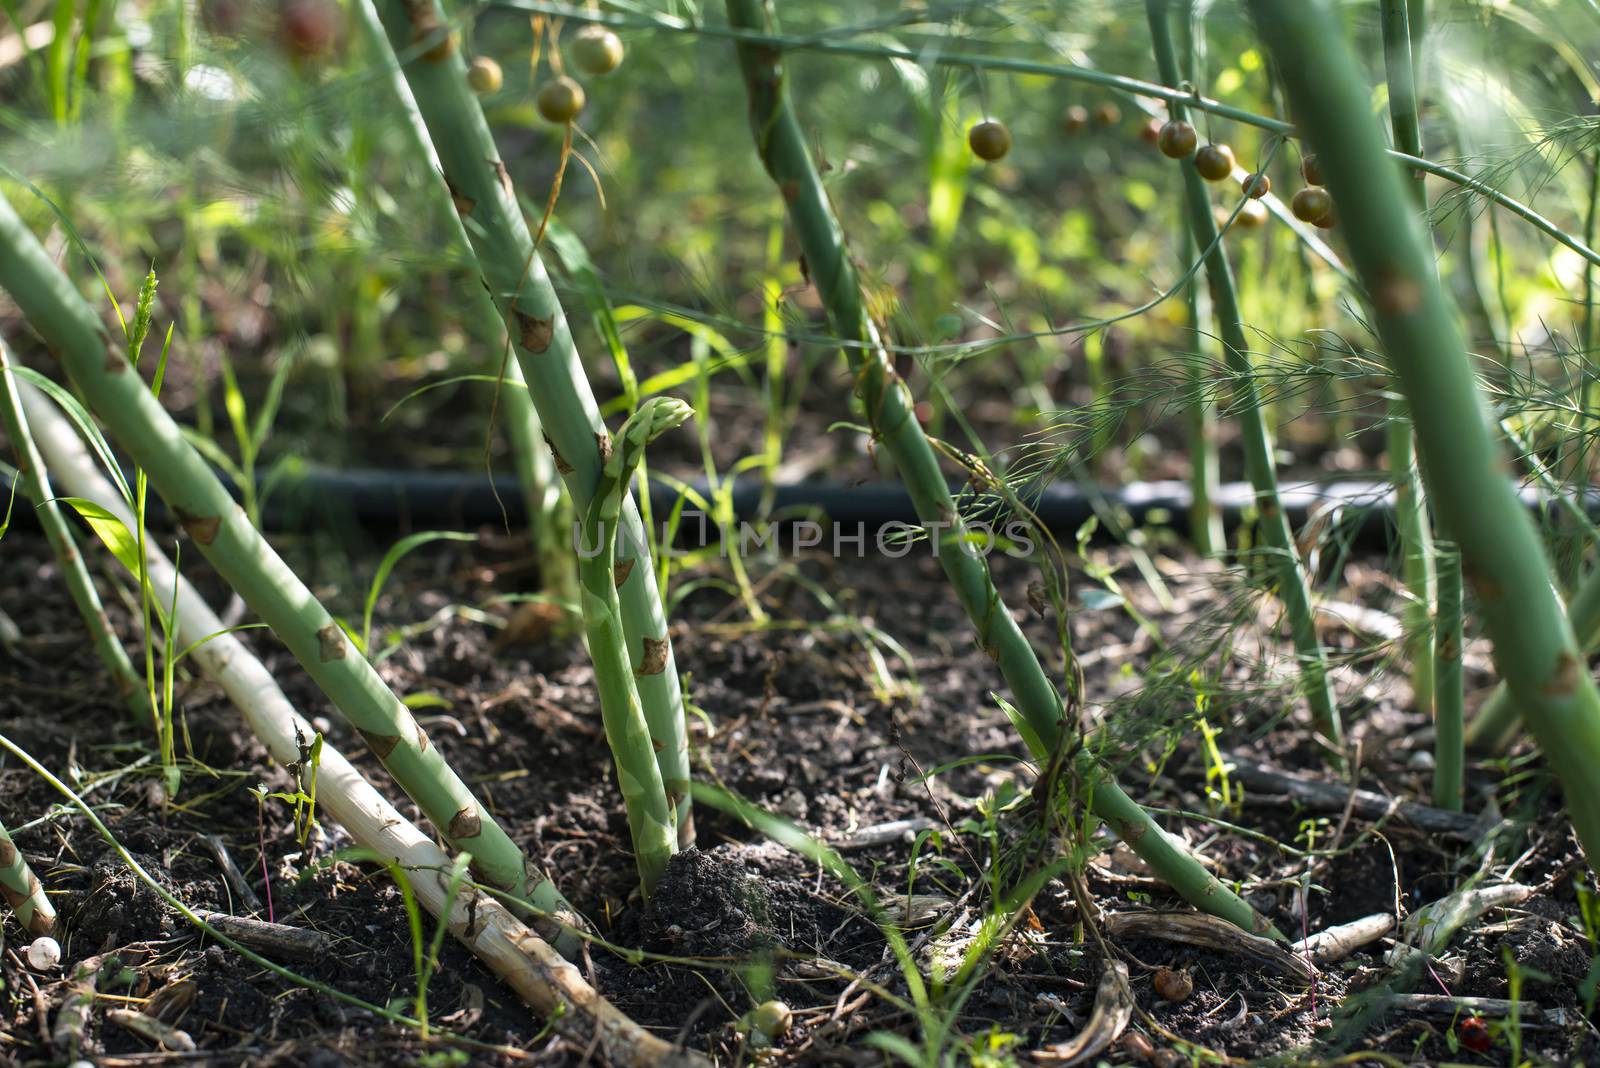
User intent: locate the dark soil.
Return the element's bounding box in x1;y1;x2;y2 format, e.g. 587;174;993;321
0;522;1595;1066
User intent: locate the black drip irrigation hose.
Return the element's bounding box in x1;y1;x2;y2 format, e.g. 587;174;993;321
6;464;1595;547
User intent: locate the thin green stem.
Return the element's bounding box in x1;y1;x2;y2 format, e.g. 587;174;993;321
1433;543;1463;811
722;0;1278;939
1175;1;1222;558
1147;0;1342;757
0;342;148;722
1378;0;1437;720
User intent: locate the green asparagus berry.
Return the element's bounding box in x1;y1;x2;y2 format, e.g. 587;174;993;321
752;1000;792;1039
570;24;623;75
467;56;502;95
536;76;585;124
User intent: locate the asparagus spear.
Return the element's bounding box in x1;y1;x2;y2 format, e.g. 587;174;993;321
576;399;693;895
370;0;695;846
0;815;55;936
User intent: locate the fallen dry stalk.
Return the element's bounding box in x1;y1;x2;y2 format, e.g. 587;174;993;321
201;834;265;914
192;910;331;962
1384;993;1573;1025
1031;960;1133;1064
1291;912;1394;964
105;1008;196;1052
51;954;103;1060
22;382;704;1068
1103;911;1317;984
1225;755;1482;838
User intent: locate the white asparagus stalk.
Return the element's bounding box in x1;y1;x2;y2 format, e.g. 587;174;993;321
21;380;703;1068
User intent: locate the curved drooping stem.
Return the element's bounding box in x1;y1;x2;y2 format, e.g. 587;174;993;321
1251;0;1600;872
722;0;1278;938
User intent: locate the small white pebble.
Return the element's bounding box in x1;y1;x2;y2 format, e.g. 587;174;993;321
27;935;61;970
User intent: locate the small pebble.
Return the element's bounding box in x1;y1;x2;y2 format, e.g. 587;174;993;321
27;935;61;970
1407;749;1435;770
1121;1032;1155;1060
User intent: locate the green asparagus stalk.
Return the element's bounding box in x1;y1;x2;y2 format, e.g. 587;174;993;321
1432;543;1463;811
1145;0;1343;755
577;399;692;895
369;0;693;845
0;340;149;722
352;0;576;609
0;191;568;922
1467;564;1600;751
1250;0;1600;869
0;815;55;935
1176;2;1224;558
1378;0;1439;719
723;0;1277;939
